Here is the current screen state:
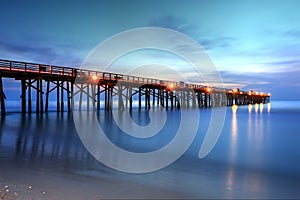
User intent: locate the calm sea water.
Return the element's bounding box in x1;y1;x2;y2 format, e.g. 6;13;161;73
0;101;300;198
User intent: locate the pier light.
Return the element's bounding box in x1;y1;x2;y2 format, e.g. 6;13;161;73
233;88;238;93
268;93;271;96
260;92;264;96
91;75;99;82
248;91;252;95
206;87;211;93
255;92;259;95
167;82;175;90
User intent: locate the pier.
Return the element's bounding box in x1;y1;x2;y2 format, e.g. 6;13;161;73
0;59;270;115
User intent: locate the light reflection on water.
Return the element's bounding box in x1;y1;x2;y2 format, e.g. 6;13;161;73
255;103;259;113
248;104;252;113
226;105;238;192
260;103;264;113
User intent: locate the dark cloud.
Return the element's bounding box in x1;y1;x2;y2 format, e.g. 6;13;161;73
0;38;58;63
0;34;85;67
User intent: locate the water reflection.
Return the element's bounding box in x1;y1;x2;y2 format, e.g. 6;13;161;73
227;105;238;192
231;105;238;137
247;103;271;114
260;103;264;113
248;104;252;113
1;113;97;169
255;103;259;113
232;104;238;114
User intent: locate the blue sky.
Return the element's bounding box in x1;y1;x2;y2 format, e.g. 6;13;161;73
1;0;300;100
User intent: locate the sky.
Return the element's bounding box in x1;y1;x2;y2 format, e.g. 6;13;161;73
0;0;300;100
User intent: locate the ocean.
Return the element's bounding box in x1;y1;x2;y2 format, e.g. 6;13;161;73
0;101;299;199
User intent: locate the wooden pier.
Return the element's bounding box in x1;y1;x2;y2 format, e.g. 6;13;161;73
0;59;270;115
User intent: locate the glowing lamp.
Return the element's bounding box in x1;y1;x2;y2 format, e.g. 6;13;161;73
91;75;99;81
167;83;175;90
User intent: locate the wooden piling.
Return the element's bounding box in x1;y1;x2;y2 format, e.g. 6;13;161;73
61;81;64;112
129;86;133;111
36;79;40;114
39;79;43;114
28;80;32;113
138;87;142;110
21;79;26;113
57;81;60;112
67;81;71;113
0;75;6;116
97;83;100;110
45;81;50;112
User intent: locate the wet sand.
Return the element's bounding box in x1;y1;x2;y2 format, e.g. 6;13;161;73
0;160;191;199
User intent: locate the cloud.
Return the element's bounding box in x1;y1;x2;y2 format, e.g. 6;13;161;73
149;16;186;32
148;15;236;50
265;60;300;66
284;30;300;38
0;40;57;62
0;34;86;67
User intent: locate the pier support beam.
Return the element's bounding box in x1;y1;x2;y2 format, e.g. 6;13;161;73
39;79;43;114
36;79;40;114
61;81;64;112
0;75;6;116
45;81;50;112
28;80;32;113
21;79;26;113
57;81;60;112
138;87;142;110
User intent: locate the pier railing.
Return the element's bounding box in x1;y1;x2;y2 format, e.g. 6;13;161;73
0;59;211;90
